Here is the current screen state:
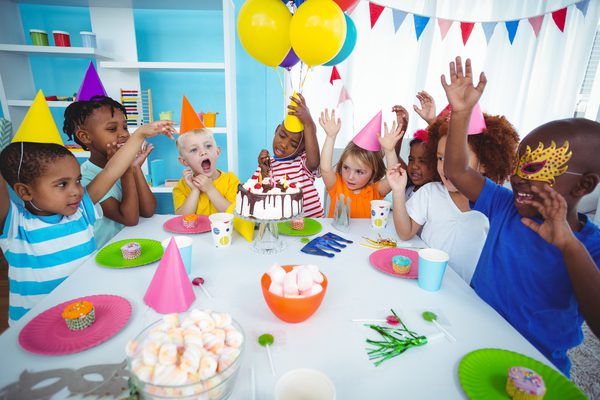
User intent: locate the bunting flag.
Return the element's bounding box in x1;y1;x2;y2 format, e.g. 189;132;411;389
346;1;359;15
528;15;544;37
438;19;453;40
552;7;567;32
369;3;385;28
393;9;408;33
414;15;430;40
505;20;519;44
576;0;590;16
330;66;341;85
481;22;497;44
338;85;352;105
460;22;475;45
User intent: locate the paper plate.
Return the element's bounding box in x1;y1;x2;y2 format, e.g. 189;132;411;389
96;239;163;268
458;348;586;399
19;294;132;355
369;248;419;279
278;218;323;236
163;215;211;234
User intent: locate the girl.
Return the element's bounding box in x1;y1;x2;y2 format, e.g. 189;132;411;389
394;128;437;198
387;113;519;283
63;96;157;247
319;109;403;218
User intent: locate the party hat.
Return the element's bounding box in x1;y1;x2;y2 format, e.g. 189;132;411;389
283;91;304;133
76;61;107;101
12;90;64;145
144;237;196;314
437;103;486;135
180;96;204;134
352;111;382;151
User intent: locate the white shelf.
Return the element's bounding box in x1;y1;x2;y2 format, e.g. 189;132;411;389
12;0;224;10
150;185;174;193
99;61;225;71
7;99;72;107
172;125;226;134
0;44;112;59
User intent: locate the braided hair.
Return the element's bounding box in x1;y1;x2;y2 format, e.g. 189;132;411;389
0;142;74;186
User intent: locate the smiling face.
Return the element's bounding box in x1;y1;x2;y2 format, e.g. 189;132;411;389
437;135;480;193
178;131;220;178
340;154;373;192
77;106;129;155
272;124;304;159
408;142;435;188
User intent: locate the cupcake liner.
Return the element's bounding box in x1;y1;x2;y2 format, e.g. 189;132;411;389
65;308;96;331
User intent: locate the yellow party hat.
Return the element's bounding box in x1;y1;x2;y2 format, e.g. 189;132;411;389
283;91;304;133
12;90;64;145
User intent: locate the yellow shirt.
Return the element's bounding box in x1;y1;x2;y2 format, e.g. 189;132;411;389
172;171;240;215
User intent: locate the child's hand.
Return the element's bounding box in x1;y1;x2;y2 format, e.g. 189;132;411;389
258;149;270;174
105;141;119;160
134;120;176;140
391;105;409;135
413;91;436;123
287;92;313;125
183;169;198;189
441;57;486;113
379;121;404;152
520;184;576;251
386;163;408;191
319;109;341;138
192;174;213;193
132;142;153;167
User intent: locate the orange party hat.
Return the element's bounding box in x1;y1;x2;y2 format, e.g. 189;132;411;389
179;96;204;134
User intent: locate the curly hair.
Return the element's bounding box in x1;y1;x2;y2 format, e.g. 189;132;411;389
426;113;519;184
335;141;386;184
0;142;74;186
63;96;127;150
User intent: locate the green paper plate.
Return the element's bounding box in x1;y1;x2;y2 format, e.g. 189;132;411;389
458;348;586;399
277;218;323;236
95;239;164;268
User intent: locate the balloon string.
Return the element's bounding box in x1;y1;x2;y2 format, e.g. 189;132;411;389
275;67;284;92
299;62;303;90
300;66;311;90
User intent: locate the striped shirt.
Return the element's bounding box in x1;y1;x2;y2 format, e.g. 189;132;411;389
0;191;102;325
253;153;324;218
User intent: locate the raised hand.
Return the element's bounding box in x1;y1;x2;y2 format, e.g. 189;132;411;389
413;91;436;123
391;105;409;135
319;109;341;138
134;120;176;140
132;142;153;167
183;169;197;189
287;92;312;125
386;163;408;192
258;149;270;176
441;57;486;113
379;121;404;152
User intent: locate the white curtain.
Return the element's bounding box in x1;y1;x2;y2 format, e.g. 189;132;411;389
287;0;599;151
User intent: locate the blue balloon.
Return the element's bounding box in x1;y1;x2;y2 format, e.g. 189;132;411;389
324;14;357;66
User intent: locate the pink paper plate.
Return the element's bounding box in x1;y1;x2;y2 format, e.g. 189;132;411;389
369;248;419;279
19;294;132;355
163;215;211;234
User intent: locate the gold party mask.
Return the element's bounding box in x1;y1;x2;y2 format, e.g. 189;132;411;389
514;140;573;185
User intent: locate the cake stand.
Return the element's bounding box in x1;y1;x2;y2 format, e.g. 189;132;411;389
235;213;296;255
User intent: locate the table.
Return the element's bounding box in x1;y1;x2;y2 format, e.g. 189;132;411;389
0;216;555;399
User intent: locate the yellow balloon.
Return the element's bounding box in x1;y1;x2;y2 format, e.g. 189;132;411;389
290;0;346;66
237;0;292;67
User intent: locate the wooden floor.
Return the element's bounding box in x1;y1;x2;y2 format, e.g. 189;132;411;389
0;250;8;333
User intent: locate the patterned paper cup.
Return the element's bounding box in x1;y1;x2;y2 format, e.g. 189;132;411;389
209;213;234;248
370;200;391;229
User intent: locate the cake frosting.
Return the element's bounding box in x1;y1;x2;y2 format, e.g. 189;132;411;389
235;175;303;221
506;366;546;399
62;300;95;330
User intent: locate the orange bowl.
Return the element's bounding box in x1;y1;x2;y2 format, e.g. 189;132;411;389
261;265;328;323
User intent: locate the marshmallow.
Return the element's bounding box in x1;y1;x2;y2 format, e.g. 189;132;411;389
161;314;180;329
218;347;241;372
225;330;243;348
268;282;284;296
211;312;232;328
132;364;154;383
153;363;176;385
283;271;299;296
199;355;218;379
267;264;286;284
309;283;323;296
180;344;204;373
158;342;178;365
296;268;314;292
125;340;139;357
142;340;160;366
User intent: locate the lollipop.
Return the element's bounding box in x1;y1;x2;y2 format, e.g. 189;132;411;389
422;311;455;342
258;333;276;376
192;277;213;299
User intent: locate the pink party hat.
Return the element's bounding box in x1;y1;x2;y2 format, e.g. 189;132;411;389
76;62;108;101
144;238;196;313
437;103;486;135
352;111;382;151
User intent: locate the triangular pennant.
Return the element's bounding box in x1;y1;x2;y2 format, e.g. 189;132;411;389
438;19;453;40
460;22;475;45
12;90;64;145
552;7;567;32
482;22;497;43
413;15;430;40
338;85;352;106
505;20;519;44
330;66;341;85
179;96;204;134
528;15;544;37
76;62;107;101
392;10;408;33
346;1;359;15
576;0;590;16
369;3;385;29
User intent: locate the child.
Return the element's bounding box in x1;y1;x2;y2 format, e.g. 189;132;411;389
174;128;239;215
256;93;323;218
0;122;175;324
63;96;156;248
442;56;600;375
387;103;518;283
319;109;403;218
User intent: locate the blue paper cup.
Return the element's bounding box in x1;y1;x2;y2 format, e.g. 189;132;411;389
417;248;449;292
150;159;165;186
162;236;193;275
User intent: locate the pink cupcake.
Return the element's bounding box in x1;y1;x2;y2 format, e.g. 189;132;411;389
121;242;141;260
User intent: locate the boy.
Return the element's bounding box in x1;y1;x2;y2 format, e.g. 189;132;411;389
174;128;239;215
442;57;600;375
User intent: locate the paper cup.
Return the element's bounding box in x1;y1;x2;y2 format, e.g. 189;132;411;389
161;236;193;275
209;213;234;248
52;30;71;47
203;112;218;127
370;200;391;229
29;29;48;46
159;111;173;121
80;31;96;48
275;368;336;400
417;248;449;292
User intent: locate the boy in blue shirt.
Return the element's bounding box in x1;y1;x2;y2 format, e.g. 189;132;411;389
441;57;600;375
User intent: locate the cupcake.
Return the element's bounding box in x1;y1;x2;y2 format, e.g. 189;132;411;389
121;242;141;260
291;216;304;230
506;366;546;400
62;300;95;331
392;255;411;274
183;214;198;229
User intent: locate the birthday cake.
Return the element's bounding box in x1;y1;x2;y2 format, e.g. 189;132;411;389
235;175;303;221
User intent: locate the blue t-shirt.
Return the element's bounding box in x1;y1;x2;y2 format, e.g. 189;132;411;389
471;178;600;375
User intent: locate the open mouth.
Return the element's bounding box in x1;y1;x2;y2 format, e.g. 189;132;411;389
201;159;212;173
273;147;285;157
515;191;534;204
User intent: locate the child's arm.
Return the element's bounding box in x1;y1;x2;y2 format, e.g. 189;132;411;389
318;109;341;190
87;121;175;204
441;57;487;202
413;90;437;125
387;164;422;240
521;184;600;338
0;174;10;235
392;105;409;165
378;121;404;196
132;142;156;218
193;174;231;212
290;93;319;171
175;169;201;215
